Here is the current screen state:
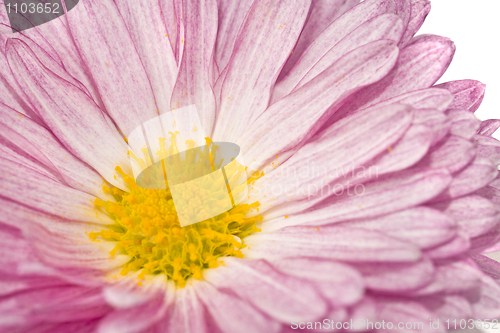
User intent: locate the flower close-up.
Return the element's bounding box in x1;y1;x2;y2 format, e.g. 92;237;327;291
2;0;500;332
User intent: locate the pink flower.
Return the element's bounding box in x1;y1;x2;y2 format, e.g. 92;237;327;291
1;0;500;332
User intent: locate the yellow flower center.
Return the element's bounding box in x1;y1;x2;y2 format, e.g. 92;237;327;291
90;139;263;287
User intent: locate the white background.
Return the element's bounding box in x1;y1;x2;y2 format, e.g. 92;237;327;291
418;0;500;139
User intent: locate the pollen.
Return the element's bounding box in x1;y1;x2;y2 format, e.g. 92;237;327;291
90;137;263;288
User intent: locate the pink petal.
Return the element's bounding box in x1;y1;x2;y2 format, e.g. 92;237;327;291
25;223;129;272
393;0;412;33
0;284;111;326
0;157;110;224
467;272;500;318
347;207;456;249
0;74;37;121
194;280;281;333
447;109;481;139
353;257;434;293
420;295;473;321
327;307;349;323
398;0;431;48
0;5;105;109
475;134;500;166
98;295;170;333
0;272;68;298
432;157;498;201
2;27;93;99
431;195;500;239
22;322;98;333
469;228;500;256
0;19;61;66
278;167;451;224
282;0;399;84
476;185;500;211
0;197;111;257
274;13;404;101
0;135;62;183
253;103;412;207
485;176;500;193
367;123;433;175
0;226;103;287
336;34;455;115
103;278;173;309
261;167;452;224
166;287;207;333
239;40;399;171
64;0;159;136
0;58;48;125
170;0;218;135
0;158;123;272
278;0;359;78
376;299;444;333
410;260;480;296
294;13;403;92
0;48;43;124
0;20;78;118
416;135;475;174
370;88;453;112
215;0;254;71
158;0;179;62
213;0;311;142
471;254;500;282
412;109;451;146
115;0;178;115
6;38;131;189
435;79;486;112
322;87;452;130
348;297;378;331
0;224;40;272
0;227;101;290
322;106;418;175
204;258;327;322
424;231;470;259
244;226;421;262
0;104;108;199
269;258;364;307
478;119;500;137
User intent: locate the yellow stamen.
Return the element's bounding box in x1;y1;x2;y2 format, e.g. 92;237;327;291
91;137;262;288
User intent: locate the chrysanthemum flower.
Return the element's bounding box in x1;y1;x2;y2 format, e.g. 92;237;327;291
1;0;500;332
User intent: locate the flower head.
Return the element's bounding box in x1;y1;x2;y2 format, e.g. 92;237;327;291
1;0;500;332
